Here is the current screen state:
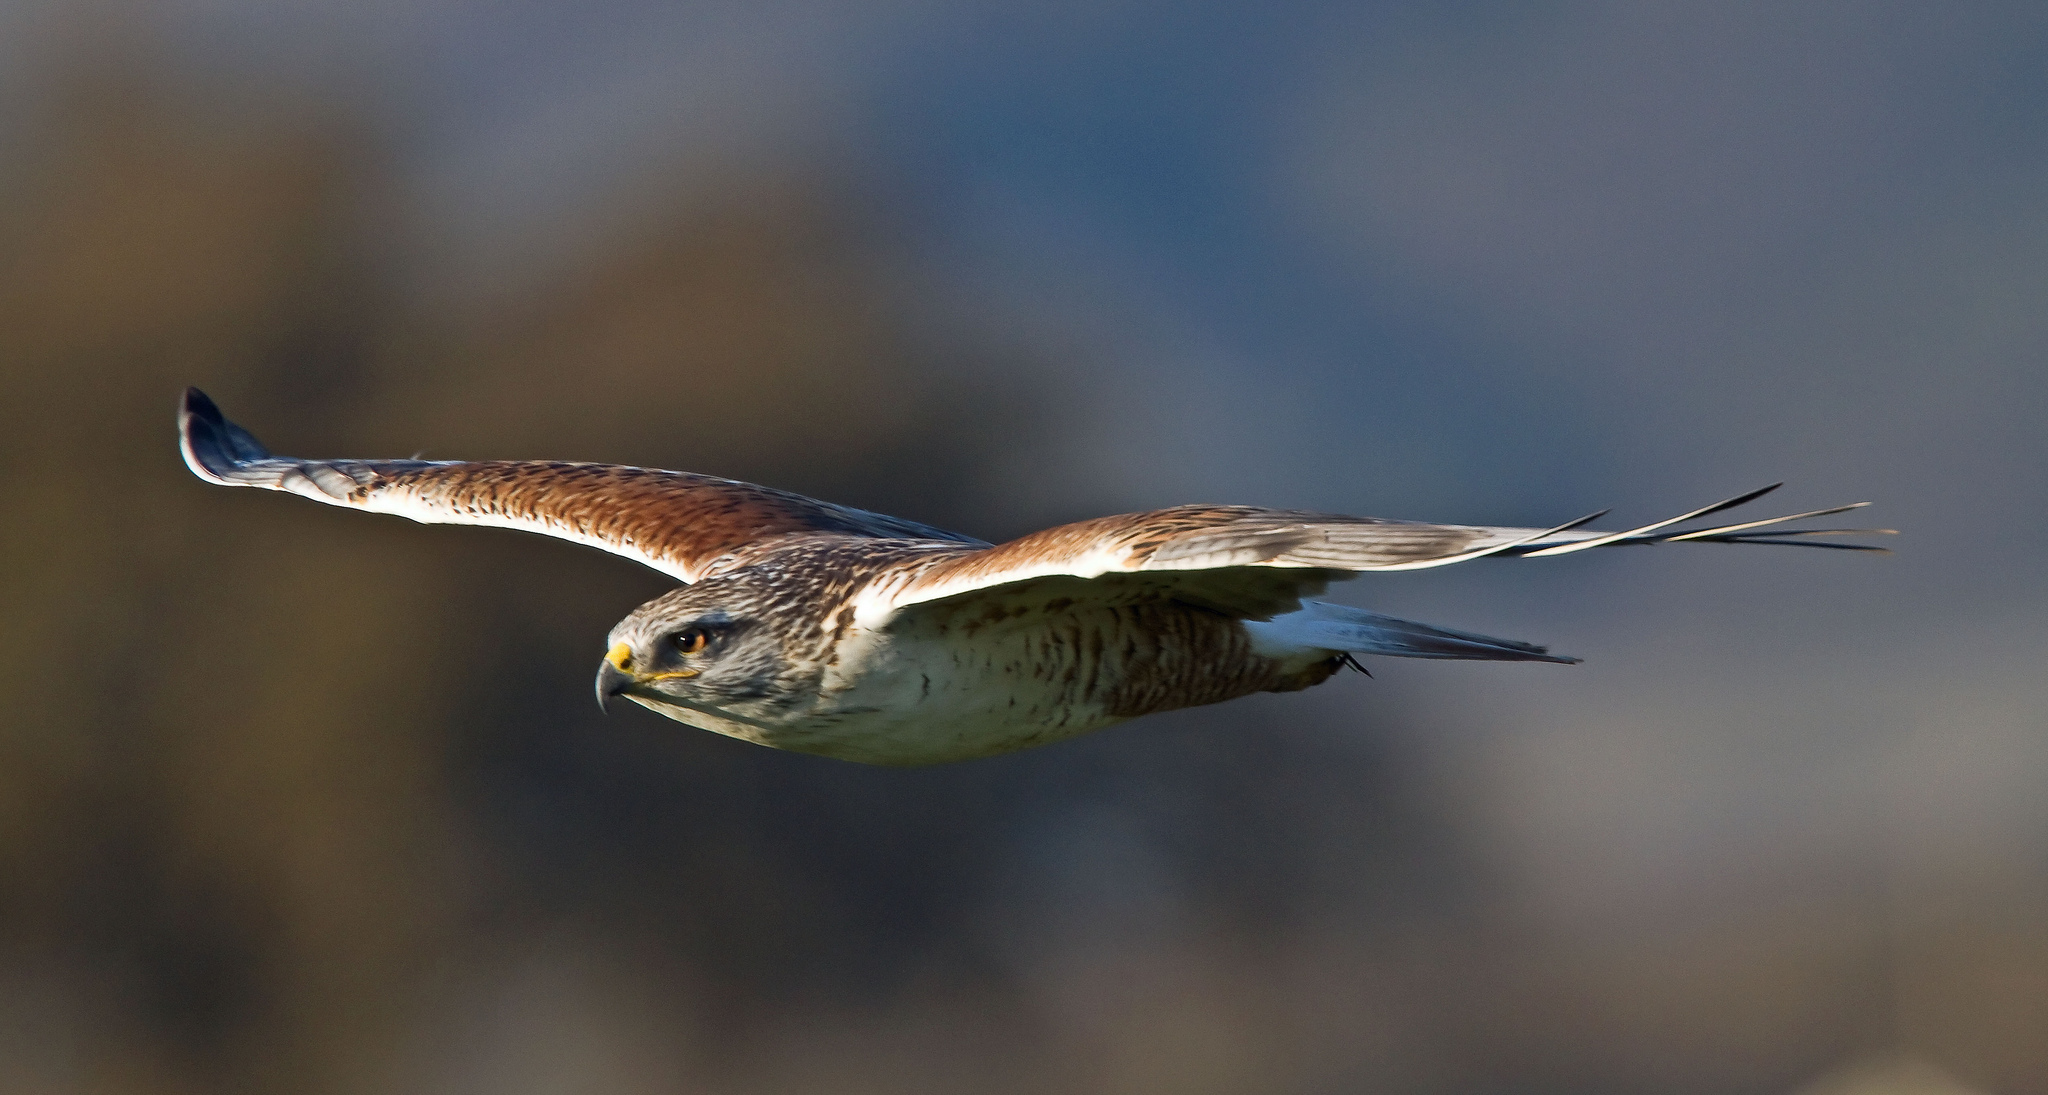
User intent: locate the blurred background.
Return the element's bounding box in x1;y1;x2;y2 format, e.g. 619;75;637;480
2;2;2044;1093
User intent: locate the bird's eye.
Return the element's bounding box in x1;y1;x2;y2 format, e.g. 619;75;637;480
674;629;710;656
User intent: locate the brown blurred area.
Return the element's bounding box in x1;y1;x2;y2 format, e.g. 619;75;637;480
0;67;1067;1093
2;29;2045;1095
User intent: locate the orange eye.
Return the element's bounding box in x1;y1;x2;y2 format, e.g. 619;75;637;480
674;629;709;655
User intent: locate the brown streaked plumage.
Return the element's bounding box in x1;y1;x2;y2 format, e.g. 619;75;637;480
179;388;1892;765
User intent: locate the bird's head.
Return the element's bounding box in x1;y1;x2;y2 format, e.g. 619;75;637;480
595;575;804;733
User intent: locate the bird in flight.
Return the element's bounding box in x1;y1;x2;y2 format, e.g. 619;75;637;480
179;389;1888;765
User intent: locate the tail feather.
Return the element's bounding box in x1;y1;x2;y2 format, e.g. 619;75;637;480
1249;601;1579;664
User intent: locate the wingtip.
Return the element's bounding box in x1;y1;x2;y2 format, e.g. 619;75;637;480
180;388;229;483
178;387;273;483
181;386;219;422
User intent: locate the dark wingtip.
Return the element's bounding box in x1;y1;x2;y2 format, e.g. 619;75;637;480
180;388;230;481
181;386;220;424
179;387;272;482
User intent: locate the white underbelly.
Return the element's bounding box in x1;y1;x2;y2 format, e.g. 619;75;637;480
776;627;1128;765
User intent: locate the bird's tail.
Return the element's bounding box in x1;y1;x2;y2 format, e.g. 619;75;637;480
1249;600;1579;664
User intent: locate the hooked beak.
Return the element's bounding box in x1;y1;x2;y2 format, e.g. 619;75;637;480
596;643;634;712
596;642;701;712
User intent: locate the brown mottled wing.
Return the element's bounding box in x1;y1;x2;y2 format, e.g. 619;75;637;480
179;389;982;582
886;488;1889;620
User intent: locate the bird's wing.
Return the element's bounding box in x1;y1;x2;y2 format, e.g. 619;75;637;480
179;388;983;582
881;487;1891;621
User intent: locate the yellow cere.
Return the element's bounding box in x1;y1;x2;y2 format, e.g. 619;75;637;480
606;642;633;669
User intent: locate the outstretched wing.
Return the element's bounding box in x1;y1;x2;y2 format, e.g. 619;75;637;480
178;388;983;582
885;486;1891;620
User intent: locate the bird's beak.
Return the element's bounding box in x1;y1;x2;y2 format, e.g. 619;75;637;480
596;643;634;712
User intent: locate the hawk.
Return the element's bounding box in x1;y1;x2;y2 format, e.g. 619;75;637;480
178;389;1888;765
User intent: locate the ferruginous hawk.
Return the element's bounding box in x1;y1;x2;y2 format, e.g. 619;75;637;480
178;389;1889;765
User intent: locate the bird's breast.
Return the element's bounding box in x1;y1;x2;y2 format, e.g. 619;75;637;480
784;598;1335;765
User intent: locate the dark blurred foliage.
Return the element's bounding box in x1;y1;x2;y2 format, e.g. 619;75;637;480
1;24;2044;1095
